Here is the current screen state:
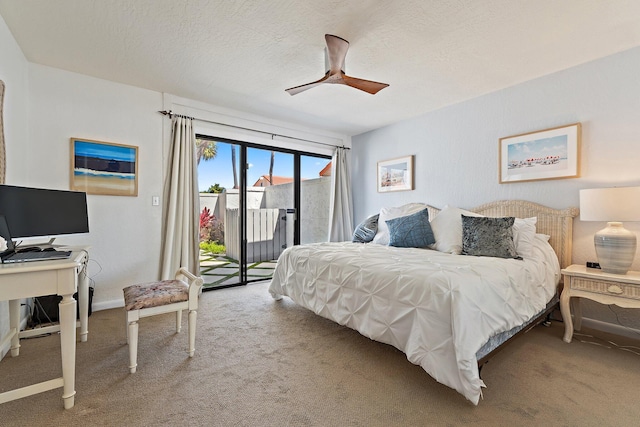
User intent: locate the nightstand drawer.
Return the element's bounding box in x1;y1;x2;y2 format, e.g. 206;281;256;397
571;277;640;300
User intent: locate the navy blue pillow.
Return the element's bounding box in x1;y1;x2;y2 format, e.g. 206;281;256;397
352;214;379;243
386;208;435;248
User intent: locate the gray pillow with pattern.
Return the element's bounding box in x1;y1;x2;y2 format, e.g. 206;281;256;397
386;208;435;248
461;215;521;259
352;214;379;243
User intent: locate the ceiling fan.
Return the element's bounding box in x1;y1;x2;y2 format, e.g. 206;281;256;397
285;34;389;96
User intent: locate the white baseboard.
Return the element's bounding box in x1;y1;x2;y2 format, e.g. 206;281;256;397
92;299;124;312
581;317;640;340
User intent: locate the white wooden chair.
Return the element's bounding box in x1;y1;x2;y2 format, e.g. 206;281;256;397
122;268;204;373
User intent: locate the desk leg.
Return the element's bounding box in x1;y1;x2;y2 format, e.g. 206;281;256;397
9;299;20;357
78;261;89;342
59;294;76;409
560;288;573;343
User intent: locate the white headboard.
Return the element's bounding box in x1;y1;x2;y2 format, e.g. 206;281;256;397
427;200;579;269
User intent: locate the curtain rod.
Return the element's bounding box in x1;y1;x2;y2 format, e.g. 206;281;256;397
158;110;349;150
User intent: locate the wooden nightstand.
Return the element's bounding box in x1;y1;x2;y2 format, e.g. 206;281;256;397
560;264;640;343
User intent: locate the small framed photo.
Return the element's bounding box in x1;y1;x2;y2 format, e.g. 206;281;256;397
377;155;414;192
70;138;138;196
499;123;581;184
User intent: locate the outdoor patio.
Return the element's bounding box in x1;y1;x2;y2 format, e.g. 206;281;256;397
199;249;277;288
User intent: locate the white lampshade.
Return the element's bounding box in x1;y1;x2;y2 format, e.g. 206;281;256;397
580;186;640;275
580;187;640;222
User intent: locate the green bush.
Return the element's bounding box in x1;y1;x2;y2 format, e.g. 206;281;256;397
200;241;226;254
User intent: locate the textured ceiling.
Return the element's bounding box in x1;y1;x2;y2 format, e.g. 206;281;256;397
1;0;640;136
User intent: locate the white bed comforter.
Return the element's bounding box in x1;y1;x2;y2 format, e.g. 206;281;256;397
268;237;559;404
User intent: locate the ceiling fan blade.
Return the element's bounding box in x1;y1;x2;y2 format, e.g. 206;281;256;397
342;74;389;95
285;73;330;96
325;34;349;74
285;34;388;95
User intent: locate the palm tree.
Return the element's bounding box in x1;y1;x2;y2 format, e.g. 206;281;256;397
230;145;238;189
269;151;275;186
195;138;217;165
229;146;276;189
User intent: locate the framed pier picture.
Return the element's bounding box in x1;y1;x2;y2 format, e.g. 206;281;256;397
499;123;580;184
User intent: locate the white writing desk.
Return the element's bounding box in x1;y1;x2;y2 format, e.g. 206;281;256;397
0;250;89;409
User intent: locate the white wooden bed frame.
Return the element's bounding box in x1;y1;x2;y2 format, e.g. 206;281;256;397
426;200;579;271
425;200;579;366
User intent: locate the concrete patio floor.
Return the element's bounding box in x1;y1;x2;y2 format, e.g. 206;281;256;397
199;250;277;288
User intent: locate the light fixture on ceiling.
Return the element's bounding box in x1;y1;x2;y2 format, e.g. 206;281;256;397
285;34;389;96
580;186;640;274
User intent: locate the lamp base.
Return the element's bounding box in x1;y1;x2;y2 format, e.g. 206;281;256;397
594;222;636;275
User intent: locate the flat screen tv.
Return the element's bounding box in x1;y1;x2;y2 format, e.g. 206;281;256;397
0;184;89;240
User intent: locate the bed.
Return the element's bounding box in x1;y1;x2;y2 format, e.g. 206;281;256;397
268;200;578;404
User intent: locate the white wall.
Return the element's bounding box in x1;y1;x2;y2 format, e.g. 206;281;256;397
0;13;30;356
25;64;165;308
352;46;640;333
164;94;348;156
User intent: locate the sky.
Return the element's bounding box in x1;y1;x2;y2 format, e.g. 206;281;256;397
74;140;136;162
197;141;331;191
507;135;568;162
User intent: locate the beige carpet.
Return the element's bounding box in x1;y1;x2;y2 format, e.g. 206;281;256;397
2;281;640;426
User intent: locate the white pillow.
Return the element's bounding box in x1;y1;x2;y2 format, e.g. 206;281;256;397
430;205;482;254
372;203;427;245
536;233;550;242
513;217;537;259
430;206;537;257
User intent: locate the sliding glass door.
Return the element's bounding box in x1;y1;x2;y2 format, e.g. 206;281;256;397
197;136;331;289
197;139;242;288
243;147;293;284
300;155;333;245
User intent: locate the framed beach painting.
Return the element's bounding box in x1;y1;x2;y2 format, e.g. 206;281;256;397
70;138;138;196
499;123;581;184
377;155;414;192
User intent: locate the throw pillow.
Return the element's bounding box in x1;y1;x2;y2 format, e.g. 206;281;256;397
430;205;482;254
386;208;435;248
513;217;537;259
372;202;426;245
461;215;520;259
352;214;379;243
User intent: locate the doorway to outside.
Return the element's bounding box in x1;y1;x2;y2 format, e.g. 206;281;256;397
196;136;332;290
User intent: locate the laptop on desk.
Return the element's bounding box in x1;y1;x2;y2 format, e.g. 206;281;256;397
0;215;71;263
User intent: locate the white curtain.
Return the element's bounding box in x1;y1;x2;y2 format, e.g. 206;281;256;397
328;146;354;242
0;80;5;184
160;116;199;278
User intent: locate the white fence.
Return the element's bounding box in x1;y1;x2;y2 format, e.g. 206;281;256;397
201;176;330;263
225;208;287;263
199;177;330;245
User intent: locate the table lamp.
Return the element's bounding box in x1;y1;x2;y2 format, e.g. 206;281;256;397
579;186;640;275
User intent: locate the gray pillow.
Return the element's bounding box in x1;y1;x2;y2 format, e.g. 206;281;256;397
386;208;435;248
461;215;521;259
352;214;379;243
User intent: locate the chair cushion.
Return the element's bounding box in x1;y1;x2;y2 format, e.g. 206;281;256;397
123;279;189;311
